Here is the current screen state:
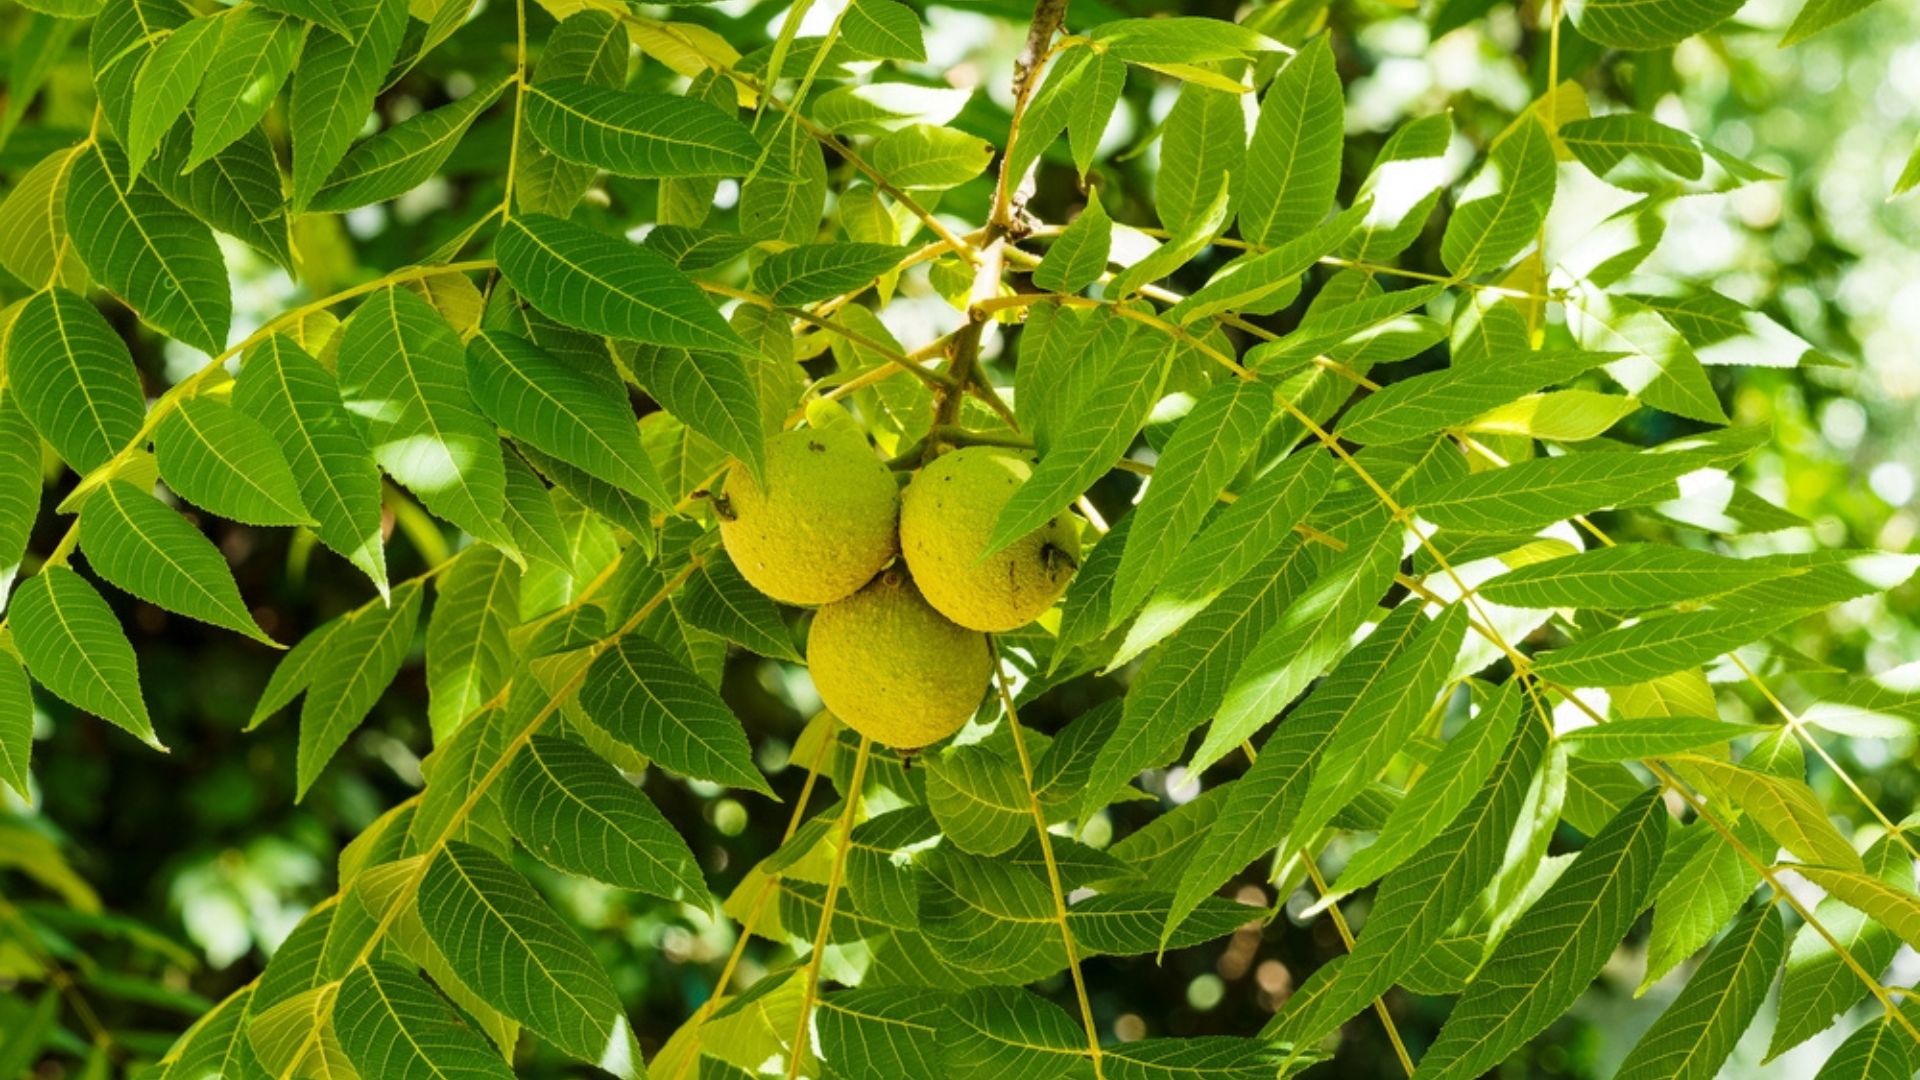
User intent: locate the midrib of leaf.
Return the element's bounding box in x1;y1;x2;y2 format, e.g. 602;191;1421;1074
44;285;127;461
94;482;258;639
170;398;306;522
528;82;744;158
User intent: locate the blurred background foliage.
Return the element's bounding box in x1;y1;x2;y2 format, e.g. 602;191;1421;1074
3;0;1919;1077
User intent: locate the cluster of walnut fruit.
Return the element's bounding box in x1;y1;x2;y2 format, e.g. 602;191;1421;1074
714;401;1080;751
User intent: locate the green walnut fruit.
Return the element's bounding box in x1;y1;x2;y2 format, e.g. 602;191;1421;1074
717;407;898;606
806;568;991;750
899;446;1081;632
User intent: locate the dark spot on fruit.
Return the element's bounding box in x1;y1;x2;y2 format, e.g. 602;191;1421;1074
808;441;826;452
712;493;737;522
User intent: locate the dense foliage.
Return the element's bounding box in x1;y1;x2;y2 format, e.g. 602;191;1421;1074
4;0;1920;1078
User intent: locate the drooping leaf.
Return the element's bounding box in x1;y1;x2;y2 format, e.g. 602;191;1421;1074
1154;79;1243;239
1769;835;1910;1058
424;547;519;740
77;480;274;645
1478;543;1802;609
333;960;519;1080
1532;606;1814;688
337;286;514;552
673;560;797;662
287;0;410;210
627;346;766;487
751;243;905;306
1613;903;1785;1080
154;397;313;527
1558;716;1764;760
1409;788;1667;1080
467;330;668;506
188;7;306;169
1677;755;1864;873
868;124;994;190
579;632;772;795
1031;192;1113;294
1240;34;1342;247
125;13;223;179
65;138;230;354
9;567;158;749
233;335;389;592
503;734;706;903
418;841;643;1075
296;581;424;798
497;214;751;355
0;653;35;799
310;75;513;211
0;148;90;292
524;80;765;180
4;287;147;474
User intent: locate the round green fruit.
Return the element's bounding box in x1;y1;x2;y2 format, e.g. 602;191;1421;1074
717;413;898;607
899;446;1081;632
805;569;991;750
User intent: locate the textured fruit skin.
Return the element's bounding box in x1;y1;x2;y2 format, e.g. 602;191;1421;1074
717;420;899;606
900;446;1081;632
806;569;991;750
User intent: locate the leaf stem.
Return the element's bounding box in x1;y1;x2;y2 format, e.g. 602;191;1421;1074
992;640;1105;1078
784;733;870;1080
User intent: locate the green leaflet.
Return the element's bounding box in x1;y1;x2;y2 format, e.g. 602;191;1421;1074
249;618;344;730
337;286;515;552
985;331;1169;556
9;567;158;749
1154;79;1242;239
924;742;1029;856
841;0;925;61
1080;535;1314;817
148;123;296;271
751;243;905;306
1031;191;1112;294
1164;601;1435;940
1117;449;1334;663
5;288;148;474
295;581;424;798
1567;0;1745;49
1614;903;1784;1080
418;841;642;1076
0;652;32;799
153;985;263;1080
64;141;230;354
1240;34;1342;247
1202;518;1404;771
1562;113;1706;187
869;124;994;190
1335;349;1614;445
77;480;275;645
188;7;306;169
1641;813;1771;992
1410;788;1667;1080
309;75;512;211
524;80;764;179
741;110;829;244
1674;756;1864;872
1326;681;1525;899
1531;605;1814;688
815;987;945;1080
1793;864;1920;954
252;0;355;38
579;632;772;795
287;0;409;210
672;560;799;662
424;547;519;740
333;960;518;1080
0;397;36;604
154;397;314;527
467;330;669;506
1478;542;1803;609
629;346;767;486
1109;380;1271;622
1812;1011;1920;1080
1439;116;1556;278
1784;0;1888;45
232;335;389;592
1417;440;1729;533
1558;716;1764;760
501;449;575;571
1343;112;1454;262
513;12;627;217
0;148;90;291
125;12;223;179
1169;199;1370;325
1087;18;1283;65
497;214;751;356
1270;716;1549;1047
502;734;706;903
409;694;514;852
1568;290;1727;424
1770;835;1910;1057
